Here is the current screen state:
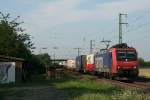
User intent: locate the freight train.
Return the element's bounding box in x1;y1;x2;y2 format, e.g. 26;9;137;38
75;43;139;80
76;54;94;73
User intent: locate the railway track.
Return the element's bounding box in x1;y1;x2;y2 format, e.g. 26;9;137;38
107;79;150;90
65;70;150;90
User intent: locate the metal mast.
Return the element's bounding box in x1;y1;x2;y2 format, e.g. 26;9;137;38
119;13;128;44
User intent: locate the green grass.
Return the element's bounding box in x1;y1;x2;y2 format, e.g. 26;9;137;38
52;79;119;100
0;72;150;100
50;77;150;100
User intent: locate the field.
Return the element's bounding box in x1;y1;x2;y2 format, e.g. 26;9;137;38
0;71;150;100
139;68;150;77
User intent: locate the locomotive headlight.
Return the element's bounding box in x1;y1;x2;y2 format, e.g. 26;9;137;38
133;66;137;69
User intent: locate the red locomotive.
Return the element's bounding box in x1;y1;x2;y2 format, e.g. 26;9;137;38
94;43;139;80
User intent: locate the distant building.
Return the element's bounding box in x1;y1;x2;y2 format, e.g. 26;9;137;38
0;55;25;83
66;59;75;70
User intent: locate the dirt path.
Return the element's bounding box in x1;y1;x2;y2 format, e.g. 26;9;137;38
3;86;68;100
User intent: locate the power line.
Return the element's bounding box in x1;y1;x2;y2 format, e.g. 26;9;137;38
127;21;150;33
130;10;150;23
101;38;111;49
127;10;150;32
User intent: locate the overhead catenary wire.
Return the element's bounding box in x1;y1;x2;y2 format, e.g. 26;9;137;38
127;10;150;33
127;21;150;33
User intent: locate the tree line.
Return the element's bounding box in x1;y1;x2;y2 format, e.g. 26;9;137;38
139;58;150;68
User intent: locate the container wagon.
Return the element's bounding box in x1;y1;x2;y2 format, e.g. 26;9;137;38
75;55;86;72
86;54;94;72
94;49;112;76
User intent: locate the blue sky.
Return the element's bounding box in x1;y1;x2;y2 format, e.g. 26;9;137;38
0;0;150;60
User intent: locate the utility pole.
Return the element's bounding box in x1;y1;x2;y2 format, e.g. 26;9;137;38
74;48;81;56
90;40;95;54
119;13;128;44
101;38;111;49
52;46;58;63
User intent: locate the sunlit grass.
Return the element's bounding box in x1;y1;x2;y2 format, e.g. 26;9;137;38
112;90;150;100
139;68;150;77
51;77;150;100
52;78;119;100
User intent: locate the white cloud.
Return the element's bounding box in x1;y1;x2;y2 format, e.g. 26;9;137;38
24;0;82;33
25;0;150;32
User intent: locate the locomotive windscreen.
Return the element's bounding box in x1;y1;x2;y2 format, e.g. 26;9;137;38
117;50;137;61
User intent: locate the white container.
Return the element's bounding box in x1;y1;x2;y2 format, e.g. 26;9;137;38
67;59;75;69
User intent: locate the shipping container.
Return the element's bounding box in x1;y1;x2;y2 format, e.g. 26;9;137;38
66;59;75;70
86;54;94;72
75;56;81;71
75;55;86;72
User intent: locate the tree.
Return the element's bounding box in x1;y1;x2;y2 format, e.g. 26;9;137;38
0;12;33;59
139;57;150;68
138;57;145;66
0;12;54;75
34;53;52;74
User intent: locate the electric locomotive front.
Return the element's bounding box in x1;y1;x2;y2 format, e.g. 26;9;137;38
110;43;139;79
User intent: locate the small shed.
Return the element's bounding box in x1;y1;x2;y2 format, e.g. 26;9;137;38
0;55;25;83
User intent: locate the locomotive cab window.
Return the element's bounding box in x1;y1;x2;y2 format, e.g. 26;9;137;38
117;50;137;61
126;51;137;59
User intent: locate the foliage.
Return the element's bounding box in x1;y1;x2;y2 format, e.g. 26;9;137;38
0;12;53;77
36;53;51;66
35;53;52;73
0;12;33;59
139;57;150;68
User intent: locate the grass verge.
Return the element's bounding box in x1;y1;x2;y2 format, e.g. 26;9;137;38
139;68;150;77
0;72;150;100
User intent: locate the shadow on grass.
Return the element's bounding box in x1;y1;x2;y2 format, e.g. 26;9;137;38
0;72;76;88
136;76;150;83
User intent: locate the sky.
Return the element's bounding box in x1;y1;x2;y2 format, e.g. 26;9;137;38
0;0;150;60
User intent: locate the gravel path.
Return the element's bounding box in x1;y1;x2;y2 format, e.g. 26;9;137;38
2;86;68;100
